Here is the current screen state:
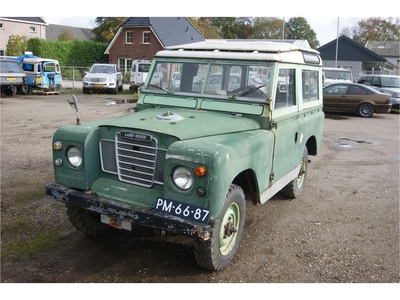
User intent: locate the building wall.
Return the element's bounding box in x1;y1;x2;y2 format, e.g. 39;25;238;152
108;27;164;63
0;19;46;56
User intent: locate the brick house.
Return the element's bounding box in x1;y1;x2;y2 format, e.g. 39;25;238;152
0;17;47;56
104;17;205;74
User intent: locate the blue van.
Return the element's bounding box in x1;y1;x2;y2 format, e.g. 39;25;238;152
17;53;62;94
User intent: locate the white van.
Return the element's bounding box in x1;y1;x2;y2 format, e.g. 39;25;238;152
129;60;151;92
322;67;353;86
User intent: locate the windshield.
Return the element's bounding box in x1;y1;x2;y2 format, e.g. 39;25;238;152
381;76;400;88
143;61;272;101
325;70;352;81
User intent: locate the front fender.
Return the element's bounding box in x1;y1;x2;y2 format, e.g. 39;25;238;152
165;130;274;218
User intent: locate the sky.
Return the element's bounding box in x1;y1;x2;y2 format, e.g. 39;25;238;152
42;16;363;46
5;0;394;46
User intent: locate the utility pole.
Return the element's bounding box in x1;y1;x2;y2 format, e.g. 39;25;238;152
335;17;339;68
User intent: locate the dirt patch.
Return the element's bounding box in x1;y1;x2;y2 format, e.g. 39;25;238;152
1;93;399;284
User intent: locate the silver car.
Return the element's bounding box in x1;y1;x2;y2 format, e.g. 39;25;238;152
82;63;123;94
0;59;27;96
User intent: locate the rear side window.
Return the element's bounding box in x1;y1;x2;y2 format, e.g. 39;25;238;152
302;70;319;102
347;85;368;95
274;69;296;109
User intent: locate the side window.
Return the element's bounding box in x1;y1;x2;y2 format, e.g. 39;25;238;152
274;69;295;109
324;84;348;94
302;70;319;102
348;85;367;95
372;76;381;87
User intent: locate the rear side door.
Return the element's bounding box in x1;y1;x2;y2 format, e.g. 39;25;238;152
43;61;62;88
270;67;303;184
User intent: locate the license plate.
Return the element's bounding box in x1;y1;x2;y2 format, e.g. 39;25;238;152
94;84;103;88
6;77;16;81
155;198;210;224
100;214;132;231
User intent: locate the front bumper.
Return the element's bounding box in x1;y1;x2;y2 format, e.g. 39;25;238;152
45;183;211;241
83;81;117;90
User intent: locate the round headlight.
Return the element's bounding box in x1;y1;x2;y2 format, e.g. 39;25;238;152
173;166;193;190
67;146;82;167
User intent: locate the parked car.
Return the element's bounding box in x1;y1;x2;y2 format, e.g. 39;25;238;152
322;67;353;86
357;75;400;111
82;63;123;94
0;59;27;96
323;82;391;117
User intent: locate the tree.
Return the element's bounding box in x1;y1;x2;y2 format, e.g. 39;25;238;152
210;17;243;39
342;17;400;45
253;17;285;39
285;17;320;49
187;17;221;39
57;29;75;41
92;17;128;43
6;35;28;56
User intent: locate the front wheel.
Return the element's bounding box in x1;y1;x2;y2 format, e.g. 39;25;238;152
357;103;374;118
194;184;246;271
66;205;110;236
281;146;308;199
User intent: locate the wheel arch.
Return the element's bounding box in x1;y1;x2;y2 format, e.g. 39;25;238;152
232;168;260;205
306;135;318;156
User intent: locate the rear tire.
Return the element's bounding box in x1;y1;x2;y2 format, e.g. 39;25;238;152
194;184;245;271
66;205;110;236
281;146;308;199
357;103;374;118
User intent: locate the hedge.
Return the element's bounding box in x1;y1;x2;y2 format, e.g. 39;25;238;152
26;38;109;67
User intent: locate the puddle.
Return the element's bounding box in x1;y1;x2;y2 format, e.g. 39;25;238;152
337;137;374;149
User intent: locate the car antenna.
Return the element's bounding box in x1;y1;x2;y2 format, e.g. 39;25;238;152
67;94;81;125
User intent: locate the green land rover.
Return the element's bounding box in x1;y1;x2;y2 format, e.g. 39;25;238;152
45;41;324;271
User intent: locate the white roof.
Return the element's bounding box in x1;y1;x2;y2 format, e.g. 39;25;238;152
158;40;322;65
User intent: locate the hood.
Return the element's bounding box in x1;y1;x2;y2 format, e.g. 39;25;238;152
99;107;261;140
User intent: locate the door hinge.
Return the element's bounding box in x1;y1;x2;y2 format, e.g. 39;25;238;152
270;120;277;129
270;172;274;181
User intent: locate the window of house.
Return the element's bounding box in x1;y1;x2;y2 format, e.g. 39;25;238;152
0;22;4;30
126;31;133;44
119;58;133;75
143;31;150;44
29;26;37;33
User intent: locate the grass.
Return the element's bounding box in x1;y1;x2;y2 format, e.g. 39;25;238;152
1;230;60;259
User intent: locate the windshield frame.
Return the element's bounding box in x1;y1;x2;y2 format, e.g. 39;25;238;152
142;58;273;103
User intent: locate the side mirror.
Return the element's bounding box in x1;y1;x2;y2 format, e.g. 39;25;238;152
67;94;81;125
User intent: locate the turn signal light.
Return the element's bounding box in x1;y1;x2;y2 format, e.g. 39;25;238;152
195;165;207;177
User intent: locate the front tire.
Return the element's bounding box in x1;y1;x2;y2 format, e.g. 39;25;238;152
281;146;308;199
194;184;246;271
66;205;110;236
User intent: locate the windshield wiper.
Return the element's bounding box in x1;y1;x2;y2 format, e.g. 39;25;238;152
229;84;267;99
147;84;174;94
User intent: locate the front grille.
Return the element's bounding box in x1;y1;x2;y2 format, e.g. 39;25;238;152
91;78;107;83
100;133;167;187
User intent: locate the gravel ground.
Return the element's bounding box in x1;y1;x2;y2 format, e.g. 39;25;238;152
1;91;399;289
